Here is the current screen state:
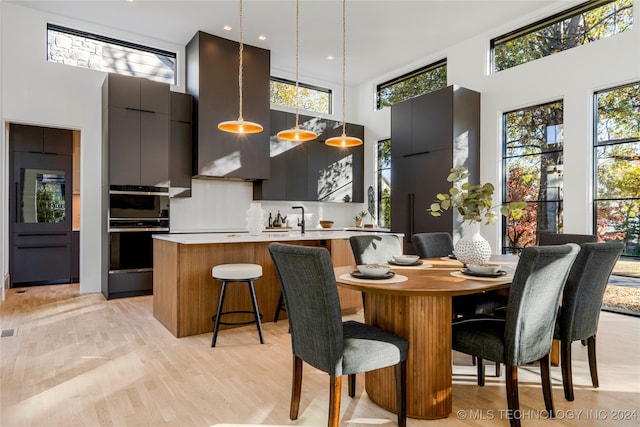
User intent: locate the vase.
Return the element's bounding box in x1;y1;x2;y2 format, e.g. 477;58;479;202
246;202;265;235
454;222;492;265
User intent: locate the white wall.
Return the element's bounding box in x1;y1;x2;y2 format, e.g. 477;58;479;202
356;0;640;252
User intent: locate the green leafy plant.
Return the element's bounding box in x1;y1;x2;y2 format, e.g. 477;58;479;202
429;167;526;225
354;210;368;221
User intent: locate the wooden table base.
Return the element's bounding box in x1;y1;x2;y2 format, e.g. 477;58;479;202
364;293;453;419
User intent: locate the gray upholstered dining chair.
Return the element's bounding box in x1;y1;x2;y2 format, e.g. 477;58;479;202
538;231;597;246
411;232;453;258
452;243;579;427
554;241;624;401
349;234;402;265
268;242;408;427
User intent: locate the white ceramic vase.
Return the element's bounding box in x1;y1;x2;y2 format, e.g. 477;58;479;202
454;222;492;265
246;202;265;236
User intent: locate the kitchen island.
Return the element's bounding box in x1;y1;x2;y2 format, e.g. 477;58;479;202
152;230;402;338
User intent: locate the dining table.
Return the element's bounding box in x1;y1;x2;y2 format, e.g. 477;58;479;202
334;255;518;419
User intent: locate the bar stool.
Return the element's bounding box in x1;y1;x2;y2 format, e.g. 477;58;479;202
211;263;264;347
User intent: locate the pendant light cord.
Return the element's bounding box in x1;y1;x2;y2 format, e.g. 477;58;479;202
341;0;347;136
294;0;300;128
238;0;244;121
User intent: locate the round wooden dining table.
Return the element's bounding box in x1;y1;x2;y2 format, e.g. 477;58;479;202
334;256;516;419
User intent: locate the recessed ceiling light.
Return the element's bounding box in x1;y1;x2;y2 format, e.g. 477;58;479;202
258;35;266;41
327;56;335;60
223;25;232;31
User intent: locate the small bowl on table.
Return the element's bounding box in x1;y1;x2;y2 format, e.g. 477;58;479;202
391;254;420;265
319;220;334;229
357;264;391;277
466;264;502;274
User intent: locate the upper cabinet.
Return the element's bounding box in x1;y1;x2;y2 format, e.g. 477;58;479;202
102;73;170;187
169;91;193;197
390;85;480;252
186;31;271;180
253;110;364;203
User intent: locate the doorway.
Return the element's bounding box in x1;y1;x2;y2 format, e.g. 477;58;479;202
8;123;81;287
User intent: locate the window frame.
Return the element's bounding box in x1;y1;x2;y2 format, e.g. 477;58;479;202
491;0;632;73
47;23;177;84
375;59;447;110
593;81;640;257
269;76;332;115
501;99;565;254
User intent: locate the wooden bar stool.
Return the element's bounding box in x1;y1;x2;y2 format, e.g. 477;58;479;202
211;263;264;347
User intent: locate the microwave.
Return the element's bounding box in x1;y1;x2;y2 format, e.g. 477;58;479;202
108;185;169;231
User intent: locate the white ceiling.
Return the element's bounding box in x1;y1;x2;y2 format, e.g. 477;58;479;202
11;0;563;86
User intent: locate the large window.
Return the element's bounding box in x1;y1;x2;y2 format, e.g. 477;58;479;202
47;24;176;84
503;100;564;253
376;139;391;228
594;82;640;257
492;0;632;73
270;77;331;114
376;60;447;110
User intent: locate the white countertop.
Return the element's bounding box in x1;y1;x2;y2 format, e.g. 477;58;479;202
154;230;402;244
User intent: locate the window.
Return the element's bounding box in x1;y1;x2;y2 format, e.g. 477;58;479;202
502;100;564;253
376;60;447;110
269;77;331;114
492;0;632;73
376;139;391;228
47;24;176;84
594;82;640;257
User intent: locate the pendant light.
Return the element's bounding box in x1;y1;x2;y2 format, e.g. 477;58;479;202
276;0;318;142
325;0;362;147
217;0;263;134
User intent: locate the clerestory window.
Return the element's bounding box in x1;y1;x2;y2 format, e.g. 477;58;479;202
492;0;632;73
47;24;176;84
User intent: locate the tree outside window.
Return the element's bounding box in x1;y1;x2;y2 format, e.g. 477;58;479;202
595;82;640;257
503;101;564;253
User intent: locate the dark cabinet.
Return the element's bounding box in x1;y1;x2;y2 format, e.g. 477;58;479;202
169;92;193;197
253;110;365;202
391;85;480;253
186;31;270;180
9;124;73;286
103;73;170;187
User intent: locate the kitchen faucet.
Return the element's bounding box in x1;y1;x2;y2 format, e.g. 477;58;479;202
292;206;305;234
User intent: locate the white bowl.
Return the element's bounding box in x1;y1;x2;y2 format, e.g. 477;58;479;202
466;264;502;274
357;264;391;277
392;254;420;265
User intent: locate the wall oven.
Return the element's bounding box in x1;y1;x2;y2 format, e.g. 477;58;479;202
107;185;169;299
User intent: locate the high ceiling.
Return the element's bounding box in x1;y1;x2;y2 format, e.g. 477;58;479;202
10;0;563;86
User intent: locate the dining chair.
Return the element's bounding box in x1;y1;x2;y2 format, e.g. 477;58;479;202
452;243;580;427
554;241;624;401
411;232;453;258
538;231;597;246
268;242;408;427
349;234;403;265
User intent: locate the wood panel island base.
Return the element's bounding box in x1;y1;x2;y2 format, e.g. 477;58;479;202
152;231;387;338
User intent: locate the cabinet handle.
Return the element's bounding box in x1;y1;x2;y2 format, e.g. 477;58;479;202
409;193;415;236
125;107;156;114
402;150;430;158
17;245;68;249
15;182;19;219
18;233;68;237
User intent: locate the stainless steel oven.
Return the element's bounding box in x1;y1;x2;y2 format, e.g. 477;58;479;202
107;185;169;298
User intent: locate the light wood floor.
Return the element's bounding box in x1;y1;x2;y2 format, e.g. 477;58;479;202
1;284;639;427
